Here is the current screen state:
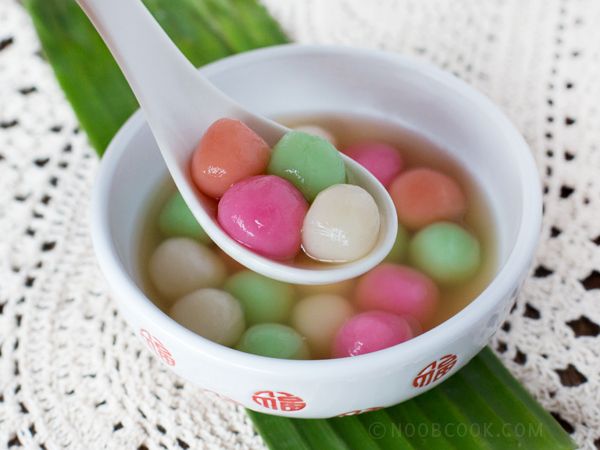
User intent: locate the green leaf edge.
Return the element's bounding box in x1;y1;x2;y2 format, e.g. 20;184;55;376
22;0;288;154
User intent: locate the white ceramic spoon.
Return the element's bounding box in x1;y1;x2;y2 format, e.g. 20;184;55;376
77;0;397;284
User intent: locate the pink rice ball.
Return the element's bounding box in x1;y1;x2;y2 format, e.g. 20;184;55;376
218;175;308;260
344;142;404;188
332;311;414;358
355;263;439;324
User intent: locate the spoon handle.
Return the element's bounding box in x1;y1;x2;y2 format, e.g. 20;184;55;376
76;0;284;160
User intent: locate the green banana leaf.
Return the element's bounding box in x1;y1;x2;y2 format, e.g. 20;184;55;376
23;1;575;448
23;0;288;153
249;348;574;449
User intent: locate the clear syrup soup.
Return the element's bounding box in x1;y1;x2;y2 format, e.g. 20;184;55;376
139;113;498;359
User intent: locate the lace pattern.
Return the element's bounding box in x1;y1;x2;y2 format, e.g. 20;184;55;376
1;0;599;448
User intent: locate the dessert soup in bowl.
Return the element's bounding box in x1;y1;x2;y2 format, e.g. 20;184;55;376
91;45;541;418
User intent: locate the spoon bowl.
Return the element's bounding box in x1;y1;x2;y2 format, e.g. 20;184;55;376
77;0;396;284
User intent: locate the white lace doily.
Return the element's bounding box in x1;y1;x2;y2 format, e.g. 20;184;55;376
1;0;599;448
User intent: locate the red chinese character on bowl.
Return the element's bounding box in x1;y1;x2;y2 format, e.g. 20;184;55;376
252;390;306;412
412;354;458;388
140;328;176;366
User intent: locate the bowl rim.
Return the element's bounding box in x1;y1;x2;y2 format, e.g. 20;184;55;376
91;44;542;376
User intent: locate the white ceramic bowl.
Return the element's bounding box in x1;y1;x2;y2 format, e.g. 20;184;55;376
91;45;541;418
